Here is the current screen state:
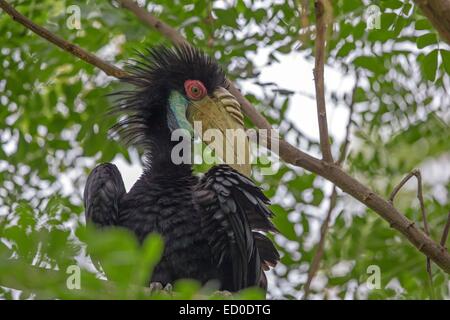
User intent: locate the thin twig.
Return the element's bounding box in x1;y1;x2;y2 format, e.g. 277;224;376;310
119;0;187;46
302;78;357;299
313;0;333;163
299;0;311;44
389;170;420;203
389;169;434;298
440;212;450;247
205;1;214;48
337;76;359;166
0;0;127;79
303;186;337;300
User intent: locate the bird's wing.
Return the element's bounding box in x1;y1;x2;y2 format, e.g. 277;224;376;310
194;165;279;291
84;163;126;227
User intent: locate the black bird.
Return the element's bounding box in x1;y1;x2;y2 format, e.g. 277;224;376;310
84;46;279;292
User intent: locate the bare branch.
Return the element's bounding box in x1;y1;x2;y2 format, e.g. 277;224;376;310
389;170;431;241
0;0;127;79
389;169;434;297
441;212;450;247
205;2;215;48
2;0;450;274
389;170;419;203
415;172;431;239
337;77;359;166
313;0;333;163
303;78;357;299
119;0;187;46
303;186;337;300
298;0;311;44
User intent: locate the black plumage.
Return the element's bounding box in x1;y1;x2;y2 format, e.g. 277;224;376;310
84;46;279;292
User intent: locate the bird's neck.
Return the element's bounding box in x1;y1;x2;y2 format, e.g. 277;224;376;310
144;126;193;178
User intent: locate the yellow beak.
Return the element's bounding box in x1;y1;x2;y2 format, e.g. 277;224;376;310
186;87;251;177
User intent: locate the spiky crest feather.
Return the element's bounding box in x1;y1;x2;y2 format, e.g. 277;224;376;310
110;45;227;149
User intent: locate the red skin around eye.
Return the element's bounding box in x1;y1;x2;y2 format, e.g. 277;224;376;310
184;80;207;100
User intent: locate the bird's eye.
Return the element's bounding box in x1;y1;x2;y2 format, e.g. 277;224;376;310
184;80;207;100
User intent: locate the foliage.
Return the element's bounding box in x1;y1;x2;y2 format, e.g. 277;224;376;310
0;0;449;299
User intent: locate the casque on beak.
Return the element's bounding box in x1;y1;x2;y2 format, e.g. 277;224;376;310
186;87;251;177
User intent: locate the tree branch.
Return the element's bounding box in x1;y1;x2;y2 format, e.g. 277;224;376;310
337;79;358;166
118;0;187;46
302;186;337;299
0;0;127;79
302;80;356;299
2;0;450;274
389;169;434;297
389;170;421;204
299;0;311;44
313;0;333;163
414;0;450;45
441;212;450;247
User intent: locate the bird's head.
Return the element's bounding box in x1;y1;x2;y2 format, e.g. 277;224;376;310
113;45;250;175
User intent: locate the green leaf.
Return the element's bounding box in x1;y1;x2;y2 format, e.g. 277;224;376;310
415;19;432;30
311;189;324;206
381;13;397;30
421;50;438;81
235;287;265;299
214;8;238;28
253;8;266;23
337;42;356;58
383;0;403;9
16;202;36;229
416;33;437;49
173;279;202;299
342;0;362;13
271;205;297;241
354;87;367;102
440;50;450;74
353;56;386;73
132;233;164;285
352;22;366;40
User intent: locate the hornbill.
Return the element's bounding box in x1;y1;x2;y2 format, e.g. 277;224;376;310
84;45;279;292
